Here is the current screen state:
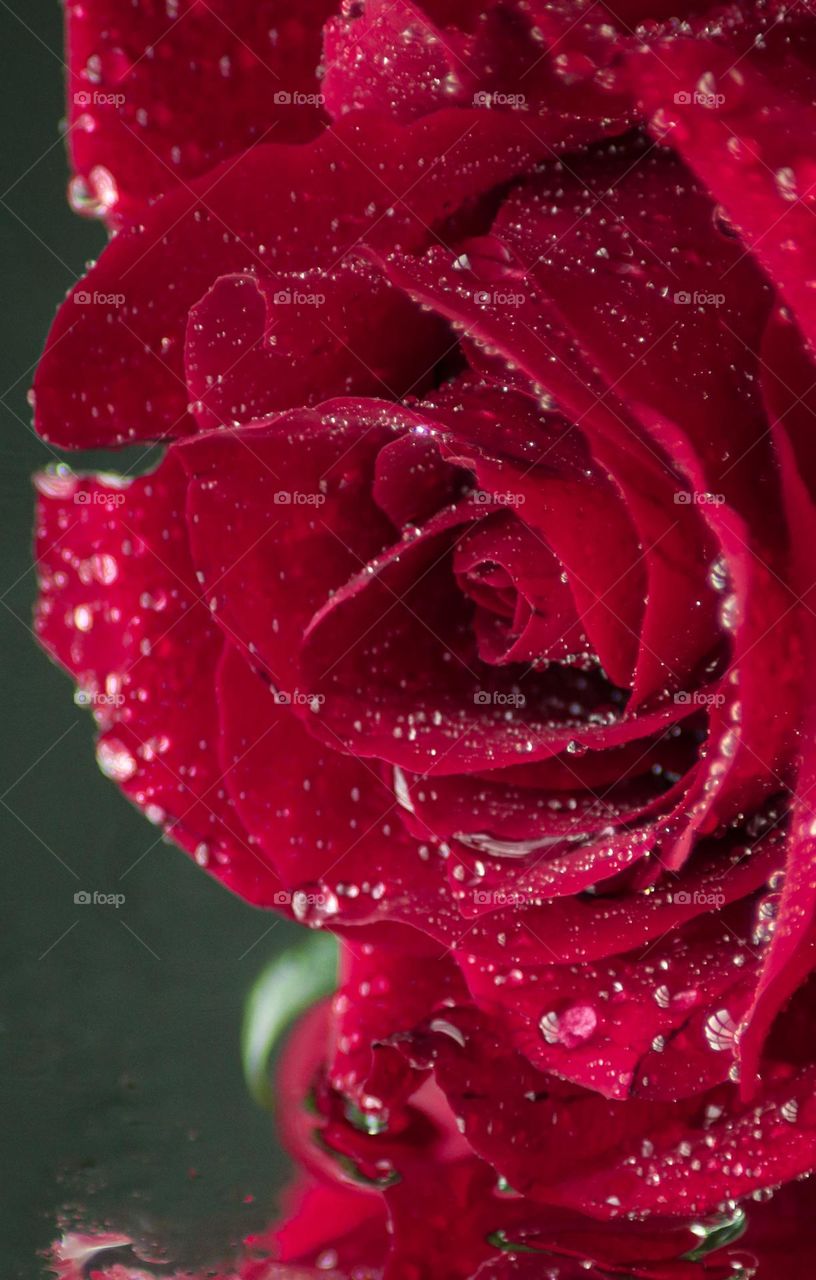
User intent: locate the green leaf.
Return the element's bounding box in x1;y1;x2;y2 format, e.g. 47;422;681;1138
241;932;337;1108
683;1207;748;1262
485;1230;545;1256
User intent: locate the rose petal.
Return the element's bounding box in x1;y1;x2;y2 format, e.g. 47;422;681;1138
66;0;335;224
628;30;816;356
35;110;551;448
217;642;463;941
33;455;280;904
737;361;816;1095
462;903;759;1100
381;237;722;705
321;0;636;149
416;1005;816;1218
459;826;786;967
185;263;452;431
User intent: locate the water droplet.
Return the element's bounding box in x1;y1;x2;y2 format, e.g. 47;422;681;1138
708;555;729;593
72;604;93;632
719;592;740;632
96;738;137;782
775;167;798;202
68;166;119;218
292;883;339;926
781;1098;799;1123
704;1008;738;1052
429;1018;466;1047
539;1011;560;1044
752;893;780;945
540;1004;597;1047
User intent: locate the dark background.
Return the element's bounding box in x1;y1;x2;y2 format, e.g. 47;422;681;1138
0;5;303;1274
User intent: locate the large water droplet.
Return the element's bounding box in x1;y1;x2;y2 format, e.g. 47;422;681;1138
292;882;340;926
704;1008;738;1052
539;1004;597;1048
96;737;137;782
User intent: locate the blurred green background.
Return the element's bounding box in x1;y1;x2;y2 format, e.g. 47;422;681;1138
0;5;305;1275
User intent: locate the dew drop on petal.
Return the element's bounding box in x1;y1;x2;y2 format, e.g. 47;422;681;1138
775;166;798;202
96;738;137;782
704;1008;738;1052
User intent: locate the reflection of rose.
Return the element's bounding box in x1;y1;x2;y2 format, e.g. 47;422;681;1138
267;968;816;1277
32;0;816;1255
44;946;816;1279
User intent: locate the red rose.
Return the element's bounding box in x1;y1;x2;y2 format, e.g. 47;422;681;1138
33;0;816;1257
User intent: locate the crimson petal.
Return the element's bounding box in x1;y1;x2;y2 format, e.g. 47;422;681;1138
186;263;452;431
35;110;550;448
33;455;279;904
415;1006;816;1218
321;0;637;149
66;0;335;224
462;904;760;1100
627;31;816;356
217;642;463;942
